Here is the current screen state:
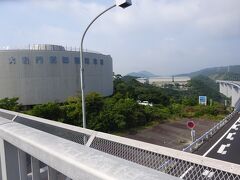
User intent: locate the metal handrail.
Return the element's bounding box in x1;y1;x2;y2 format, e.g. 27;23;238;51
1;108;240;179
0;118;177;180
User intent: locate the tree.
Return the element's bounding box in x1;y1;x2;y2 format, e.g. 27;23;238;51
24;74;229;134
188;76;224;102
86;92;104;115
86;92;104;128
0;97;22;111
29;102;62;121
61;96;82;126
182;97;197;106
88;97;147;132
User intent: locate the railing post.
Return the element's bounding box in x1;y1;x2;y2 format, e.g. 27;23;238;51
0;139;7;180
57;174;70;180
48;167;58;180
0;140;21;180
18;150;27;180
31;157;40;180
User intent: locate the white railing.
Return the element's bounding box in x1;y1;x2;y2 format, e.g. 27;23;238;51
0;116;177;180
1;108;240;179
216;80;240;89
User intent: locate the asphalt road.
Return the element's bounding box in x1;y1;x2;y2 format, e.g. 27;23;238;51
194;112;240;165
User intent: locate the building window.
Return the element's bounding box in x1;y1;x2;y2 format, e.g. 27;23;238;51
49;56;57;64
22;57;30;64
85;58;90;64
36;56;44;64
74;57;80;64
100;59;104;65
93;58;98;65
62;57;69;64
9;57;16;64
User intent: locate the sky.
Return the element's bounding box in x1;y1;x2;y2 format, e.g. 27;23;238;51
0;0;239;76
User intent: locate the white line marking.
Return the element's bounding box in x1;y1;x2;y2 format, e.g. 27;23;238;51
180;166;193;179
202;169;210;176
208;172;215;178
217;145;226;154
232;124;240;130
202;169;216;178
217;144;230;155
226;132;236;140
203;117;240;157
12;114;18;121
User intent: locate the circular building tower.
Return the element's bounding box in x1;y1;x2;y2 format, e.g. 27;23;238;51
0;45;113;105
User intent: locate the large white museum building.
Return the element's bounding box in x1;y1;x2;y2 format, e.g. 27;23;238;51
0;44;113;105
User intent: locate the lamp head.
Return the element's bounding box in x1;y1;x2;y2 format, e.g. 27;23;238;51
116;0;132;8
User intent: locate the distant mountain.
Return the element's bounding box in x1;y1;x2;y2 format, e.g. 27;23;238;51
179;65;240;81
127;71;157;78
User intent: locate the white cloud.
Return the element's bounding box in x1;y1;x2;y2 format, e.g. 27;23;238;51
195;0;240;38
0;0;239;75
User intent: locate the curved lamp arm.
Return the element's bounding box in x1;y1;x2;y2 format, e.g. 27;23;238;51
80;4;116;129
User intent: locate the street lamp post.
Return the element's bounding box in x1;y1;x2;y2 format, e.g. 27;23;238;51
80;0;132;128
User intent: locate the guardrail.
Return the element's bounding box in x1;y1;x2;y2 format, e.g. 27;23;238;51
0;117;177;180
1;109;240;180
183;100;240;153
216;80;240;89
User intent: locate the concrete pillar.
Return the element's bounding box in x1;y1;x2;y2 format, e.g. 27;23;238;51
231;87;240;107
228;85;233;98
225;83;230;97
220;83;226;95
0;139;21;180
219;83;230;97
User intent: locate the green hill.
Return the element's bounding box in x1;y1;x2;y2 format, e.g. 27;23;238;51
180;65;240;81
126;71;157;78
188;76;224;102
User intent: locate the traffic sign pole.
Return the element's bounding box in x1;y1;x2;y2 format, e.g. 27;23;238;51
187;121;196;142
191;129;196;142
